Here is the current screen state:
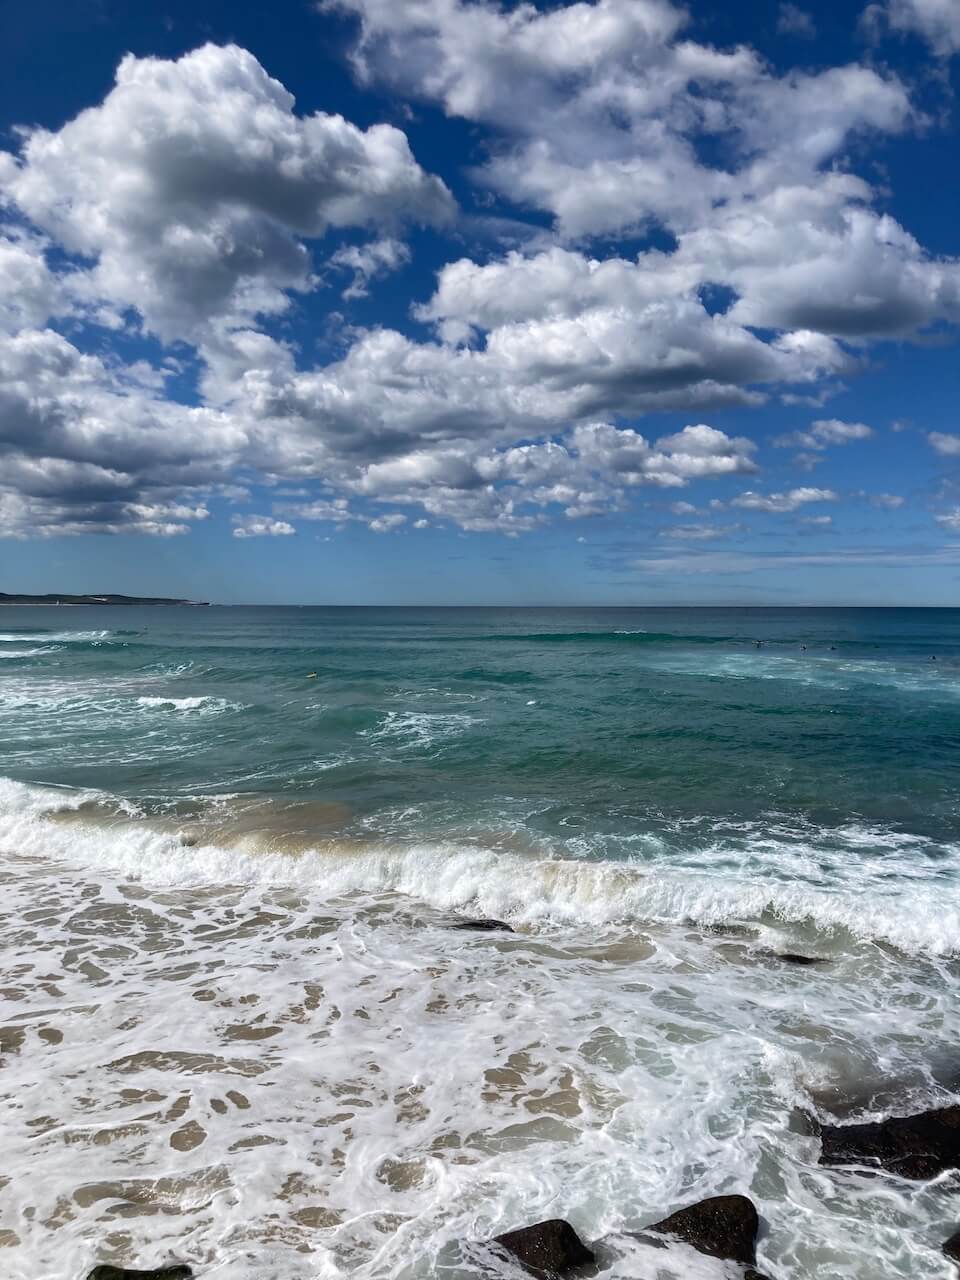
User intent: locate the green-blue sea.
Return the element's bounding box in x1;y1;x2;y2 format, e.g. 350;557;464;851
2;606;960;1280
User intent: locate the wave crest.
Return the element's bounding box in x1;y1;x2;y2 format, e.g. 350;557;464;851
0;777;957;956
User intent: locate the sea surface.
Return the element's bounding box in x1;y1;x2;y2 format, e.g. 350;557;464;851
1;605;960;1279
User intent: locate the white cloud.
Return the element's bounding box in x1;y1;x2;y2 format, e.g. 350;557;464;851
281;497;354;523
0;229;68;333
660;522;735;540
0;44;452;342
936;509;960;530
809;419;874;444
679;185;960;340
330;236;411;298
869;0;960;55
0;327;242;537
869;492;906;508
0;16;956;544
330;0;913;240
778;4;817;37
368;512;407;532
929;432;960;455
631;544;960;573
732;486;838;512
774;418;874;449
232;515;297;537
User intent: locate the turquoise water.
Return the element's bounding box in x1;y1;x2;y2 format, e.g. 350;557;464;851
3;604;960;848
2;607;960;1279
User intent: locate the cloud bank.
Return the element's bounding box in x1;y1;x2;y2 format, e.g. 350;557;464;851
0;6;956;539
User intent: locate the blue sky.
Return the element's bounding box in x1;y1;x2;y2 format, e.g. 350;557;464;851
0;0;958;604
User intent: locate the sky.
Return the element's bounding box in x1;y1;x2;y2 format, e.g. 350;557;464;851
0;0;959;605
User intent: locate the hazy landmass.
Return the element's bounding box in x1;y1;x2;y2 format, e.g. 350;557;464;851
0;593;209;606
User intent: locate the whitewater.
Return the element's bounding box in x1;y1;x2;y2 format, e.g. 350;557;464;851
1;605;959;1279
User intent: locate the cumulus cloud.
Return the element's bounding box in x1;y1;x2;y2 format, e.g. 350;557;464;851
0;43;453;342
334;0;957;343
0;327;241;537
329;0;912;239
936;508;960;530
866;0;960;55
732;486;838;512
232;515;297;537
0;228;70;333
0;11;957;542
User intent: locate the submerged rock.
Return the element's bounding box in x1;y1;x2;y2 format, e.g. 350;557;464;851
451;918;515;933
87;1267;193;1280
491;1218;594;1277
774;953;827;966
645;1195;761;1267
944;1230;960;1265
819;1105;960;1179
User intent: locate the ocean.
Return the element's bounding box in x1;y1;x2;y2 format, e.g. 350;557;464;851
1;605;959;1279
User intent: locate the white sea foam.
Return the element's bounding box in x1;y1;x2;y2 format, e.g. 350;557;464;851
644;650;960;697
136;695;241;714
0;629;113;643
1;778;958;956
361;709;481;752
0;646;62;658
1;812;958;1280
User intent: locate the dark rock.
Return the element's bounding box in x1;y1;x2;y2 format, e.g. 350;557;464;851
646;1195;760;1267
491;1218;595;1277
944;1231;960;1265
87;1267;192;1280
452;918;515;933
819;1105;960;1180
744;1271;772;1280
775;953;827;966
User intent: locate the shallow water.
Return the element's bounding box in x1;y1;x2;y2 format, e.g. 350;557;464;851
1;607;959;1278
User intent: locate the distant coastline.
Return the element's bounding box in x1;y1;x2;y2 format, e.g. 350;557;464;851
0;593;209;606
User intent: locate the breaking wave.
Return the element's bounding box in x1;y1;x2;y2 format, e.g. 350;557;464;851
2;776;958;956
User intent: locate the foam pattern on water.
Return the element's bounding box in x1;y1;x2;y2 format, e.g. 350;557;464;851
1;780;959;956
2;844;959;1280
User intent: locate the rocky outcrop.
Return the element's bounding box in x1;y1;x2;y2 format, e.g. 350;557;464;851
944;1230;960;1266
819;1105;960;1179
452;918;515;932
645;1194;761;1267
774;953;827;966
87;1267;193;1280
490;1218;594;1277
